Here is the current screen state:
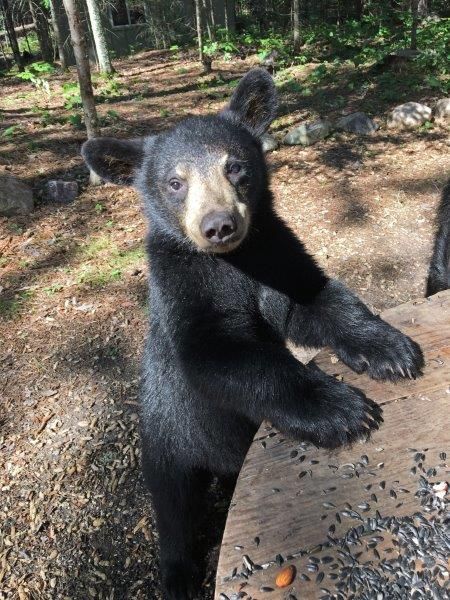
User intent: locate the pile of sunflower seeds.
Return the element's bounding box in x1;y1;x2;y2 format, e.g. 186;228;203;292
222;471;449;600
324;501;449;600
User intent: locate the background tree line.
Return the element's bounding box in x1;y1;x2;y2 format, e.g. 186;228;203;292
1;0;448;183
1;1;449;73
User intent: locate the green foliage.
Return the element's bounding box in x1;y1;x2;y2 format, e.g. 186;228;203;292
35;108;54;127
203;30;239;61
43;284;64;296
299;15;449;78
0;124;23;139
62;81;82;110
99;78;125;98
256;33;286;59
1;125;21;138
89;74;126;101
106;109;120;120
16;61;55;95
68;113;83;128
415;18;450;75
419;120;434;131
307;64;329;83
75;236;145;288
17;32;40;55
201;27;289;64
98;110;121;127
277;78;303;93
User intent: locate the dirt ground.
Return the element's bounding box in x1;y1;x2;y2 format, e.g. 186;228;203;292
0;50;449;599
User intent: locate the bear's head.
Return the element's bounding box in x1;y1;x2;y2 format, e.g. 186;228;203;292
82;69;277;254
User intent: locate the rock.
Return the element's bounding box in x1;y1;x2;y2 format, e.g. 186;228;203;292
261;133;279;152
0;174;34;216
336;112;378;135
387;102;432;129
44;180;78;204
434;98;450;124
283;120;332;146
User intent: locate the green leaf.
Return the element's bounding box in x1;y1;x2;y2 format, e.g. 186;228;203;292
1;125;20;137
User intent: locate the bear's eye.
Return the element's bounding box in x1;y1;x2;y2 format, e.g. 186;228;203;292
227;163;242;175
168;178;183;192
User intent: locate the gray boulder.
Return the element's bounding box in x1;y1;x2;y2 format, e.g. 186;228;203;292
0;174;34;216
387;102;432;129
261;133;279;152
283;120;332;146
336;112;378;135
44;180;79;204
434;98;450;124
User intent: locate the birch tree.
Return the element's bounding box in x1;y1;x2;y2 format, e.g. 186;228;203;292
194;0;204;64
293;0;300;53
84;0;114;74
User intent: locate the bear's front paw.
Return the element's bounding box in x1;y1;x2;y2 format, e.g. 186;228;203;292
162;559;199;600
336;324;424;383
305;380;382;449
276;375;383;450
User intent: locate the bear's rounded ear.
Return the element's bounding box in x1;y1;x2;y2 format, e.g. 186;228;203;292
220;68;278;138
81;137;147;186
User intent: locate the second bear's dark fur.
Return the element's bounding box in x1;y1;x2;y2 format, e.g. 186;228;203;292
426;181;450;296
82;69;424;600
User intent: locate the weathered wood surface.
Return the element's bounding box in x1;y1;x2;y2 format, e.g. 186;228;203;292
215;291;450;599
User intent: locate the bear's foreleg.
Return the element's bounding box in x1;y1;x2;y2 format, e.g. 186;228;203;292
287;279;424;382
179;334;382;449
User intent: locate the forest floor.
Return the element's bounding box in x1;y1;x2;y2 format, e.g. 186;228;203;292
0;49;449;599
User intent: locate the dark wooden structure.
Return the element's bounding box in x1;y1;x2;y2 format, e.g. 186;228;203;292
215;291;450;599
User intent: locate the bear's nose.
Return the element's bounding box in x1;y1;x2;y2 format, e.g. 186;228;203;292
201;211;237;244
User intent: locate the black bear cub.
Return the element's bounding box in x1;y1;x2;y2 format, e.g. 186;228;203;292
426;180;450;296
82;69;424;600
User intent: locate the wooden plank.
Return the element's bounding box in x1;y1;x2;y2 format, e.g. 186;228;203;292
215;291;450;599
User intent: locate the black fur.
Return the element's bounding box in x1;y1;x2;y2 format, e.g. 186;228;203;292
82;69;424;600
220;68;278;137
81;137;144;185
426;181;450;296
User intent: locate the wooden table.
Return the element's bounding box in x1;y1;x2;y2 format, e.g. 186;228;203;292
215;291;450;600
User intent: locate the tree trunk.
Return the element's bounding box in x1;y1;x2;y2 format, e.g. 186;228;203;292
194;0;204;63
62;0;101;184
224;0;235;34
293;0;300;53
355;0;364;19
202;1;212;41
224;0;229;35
28;0;54;63
20;16;32;54
418;0;427;17
48;0;68;69
84;0;114;74
0;0;24;70
0;36;8;65
410;0;419;50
